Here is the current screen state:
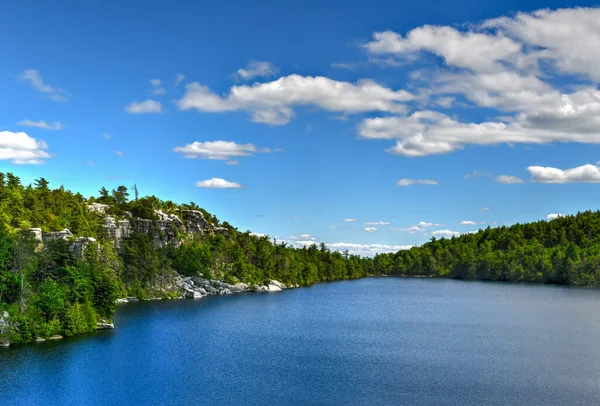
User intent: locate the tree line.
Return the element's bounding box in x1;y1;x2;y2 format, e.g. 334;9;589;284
0;173;373;344
2;171;600;344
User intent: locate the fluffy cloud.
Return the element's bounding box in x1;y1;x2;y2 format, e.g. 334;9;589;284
125;100;162;114
173;141;258;160
195;178;243;188
431;230;461;237
484;8;600;82
496;175;524;184
416;221;440;227
460;220;485;225
364;221;390;225
364;227;378;232
365;27;523;73
299;234;315;239
236;61;278;80
358;8;600;157
327;242;413;256
20;69;68;102
360;97;600;157
175;74;185;86
396;178;438;186
528;164;600;183
546;213;564;220
149;79;167;95
177;75;413;125
225;160;240;165
391;226;425;234
17;119;63;131
344;218;359;222
0;131;51;164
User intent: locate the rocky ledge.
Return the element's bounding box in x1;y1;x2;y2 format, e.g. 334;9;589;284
174;275;289;298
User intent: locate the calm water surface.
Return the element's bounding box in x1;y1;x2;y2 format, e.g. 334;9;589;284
3;278;600;405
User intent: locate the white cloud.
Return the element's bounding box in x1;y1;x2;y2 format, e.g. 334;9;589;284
236;61;278;80
546;213;564;220
274;148;285;152
17;119;63;131
149;79;166;95
175;74;185;86
344;218;359;222
225;160;240;165
460;220;485;225
464;170;491;179
20;69;68;102
431;229;461;237
364;221;390;225
364;227;378;232
299;234;316;240
0;131;51;164
484;8;600;82
331;62;362;70
365;27;523;73
496;175;524;184
480;207;492;211
391;226;426;234
177;75;413;125
250;232;267;237
528;164;600;183
416;221;441;227
114;150;124;156
396;178;438;186
125;99;162;114
357;8;600;157
196;178;243;189
101;133;112;140
327;242;413;256
173;141;258;160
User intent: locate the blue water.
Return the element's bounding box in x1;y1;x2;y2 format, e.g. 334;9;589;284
3;278;600;405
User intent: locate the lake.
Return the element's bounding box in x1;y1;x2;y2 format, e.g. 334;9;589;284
2;277;600;405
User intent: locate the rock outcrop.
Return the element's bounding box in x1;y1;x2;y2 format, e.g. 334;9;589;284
96;320;115;330
170;275;285;299
0;311;9;347
25;208;228;257
99;209;225;248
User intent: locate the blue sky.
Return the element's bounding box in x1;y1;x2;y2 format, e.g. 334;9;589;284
2;1;600;255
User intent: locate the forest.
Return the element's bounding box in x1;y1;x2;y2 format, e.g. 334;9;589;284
1;171;600;344
0;173;373;344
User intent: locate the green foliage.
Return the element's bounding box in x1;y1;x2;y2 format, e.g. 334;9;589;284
5;170;599;345
371;211;600;287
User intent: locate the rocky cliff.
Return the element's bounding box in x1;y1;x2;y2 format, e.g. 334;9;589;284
29;207;228;253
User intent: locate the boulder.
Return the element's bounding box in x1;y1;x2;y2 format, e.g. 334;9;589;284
35;337;46;343
48;335;63;340
269;280;287;290
229;283;249;293
0;339;9;347
97;320;115;330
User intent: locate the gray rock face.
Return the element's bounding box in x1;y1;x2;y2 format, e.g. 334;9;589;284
88;203;109;214
42;228;73;244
